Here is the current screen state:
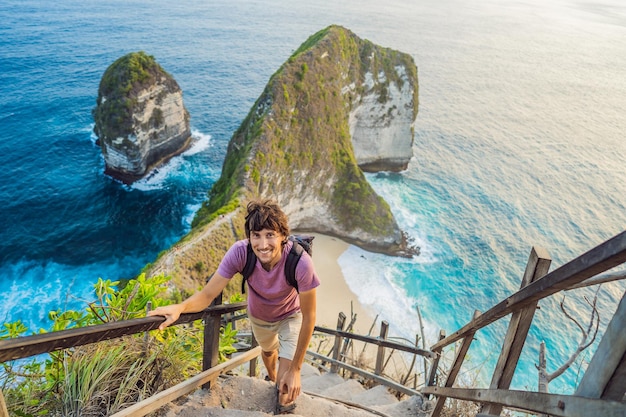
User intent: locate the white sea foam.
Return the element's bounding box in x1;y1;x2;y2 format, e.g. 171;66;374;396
183;129;212;156
365;173;438;264
338;246;441;344
89;127;98;144
183;202;203;228
131;130;212;191
0;261;98;333
131;166;172;191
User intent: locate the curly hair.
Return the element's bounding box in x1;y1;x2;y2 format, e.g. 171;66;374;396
244;199;290;239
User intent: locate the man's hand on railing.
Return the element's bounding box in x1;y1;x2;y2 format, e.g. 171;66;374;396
148;304;184;330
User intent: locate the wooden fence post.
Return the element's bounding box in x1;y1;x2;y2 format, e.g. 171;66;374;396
0;389;9;417
375;321;389;376
202;292;222;389
427;330;446;392
331;313;346;373
575;289;626;400
249;334;258;378
144;301;152;354
481;246;551;416
431;310;481;417
340;312;357;360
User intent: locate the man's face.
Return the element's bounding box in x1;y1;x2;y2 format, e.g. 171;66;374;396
249;228;285;269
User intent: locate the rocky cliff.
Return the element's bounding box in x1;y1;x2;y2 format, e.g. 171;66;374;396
349;64;417;172
93;51;192;184
147;25;419;290
196;25;418;253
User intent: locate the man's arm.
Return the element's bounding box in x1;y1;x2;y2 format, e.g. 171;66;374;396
148;273;230;330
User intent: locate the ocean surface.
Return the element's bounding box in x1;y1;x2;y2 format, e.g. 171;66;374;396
1;0;625;394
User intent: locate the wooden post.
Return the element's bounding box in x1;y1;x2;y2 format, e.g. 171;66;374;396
537;341;549;394
482;247;551;416
427;330;446;392
0;389;9;417
144;301;152;354
375;321;389;376
537;341;550;417
401;334;420;388
202;292;222;389
575;289;626;401
249;333;258;378
341;313;358;378
431;310;481;417
416;303;428;387
340;313;357;360
331;312;346;373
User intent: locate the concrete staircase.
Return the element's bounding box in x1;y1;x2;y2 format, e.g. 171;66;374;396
161;363;433;417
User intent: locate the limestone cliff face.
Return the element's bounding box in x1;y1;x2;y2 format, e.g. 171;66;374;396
93;52;192;184
194;26;419;256
349;65;417;172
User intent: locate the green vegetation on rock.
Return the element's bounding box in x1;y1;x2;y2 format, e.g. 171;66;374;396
0;274;240;416
92;51;175;142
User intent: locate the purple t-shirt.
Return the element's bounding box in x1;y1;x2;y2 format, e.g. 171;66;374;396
217;239;320;322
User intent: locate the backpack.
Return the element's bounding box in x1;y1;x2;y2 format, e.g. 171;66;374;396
241;234;314;294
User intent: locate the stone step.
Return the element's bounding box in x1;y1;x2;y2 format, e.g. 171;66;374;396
161;370;432;417
317;378;366;402
301;372;346;393
301;364;399;407
300;361;322;379
351;384;398;407
163;375;386;417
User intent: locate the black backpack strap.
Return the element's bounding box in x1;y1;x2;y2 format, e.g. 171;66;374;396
284;242;303;293
241;242;256;294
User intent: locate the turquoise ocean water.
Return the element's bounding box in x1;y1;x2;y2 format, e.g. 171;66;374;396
1;0;624;393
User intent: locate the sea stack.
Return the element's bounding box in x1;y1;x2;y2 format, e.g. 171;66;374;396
92;51;192;184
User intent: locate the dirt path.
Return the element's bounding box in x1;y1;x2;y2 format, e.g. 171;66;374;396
148;210;238;278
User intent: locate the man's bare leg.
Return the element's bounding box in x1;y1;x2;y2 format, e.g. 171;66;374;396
276;357;294;407
261;350;278;382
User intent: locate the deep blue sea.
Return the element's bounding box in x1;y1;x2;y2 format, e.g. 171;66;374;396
1;0;625;394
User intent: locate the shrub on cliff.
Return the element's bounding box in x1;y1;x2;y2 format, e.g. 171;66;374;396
0;274;237;416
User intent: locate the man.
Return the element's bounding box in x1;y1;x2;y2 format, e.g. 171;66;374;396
149;199;320;413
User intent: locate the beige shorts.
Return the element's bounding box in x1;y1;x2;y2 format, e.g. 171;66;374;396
249;312;303;361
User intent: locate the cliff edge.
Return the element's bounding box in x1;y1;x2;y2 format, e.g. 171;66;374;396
148;26;419;291
196;25;418;252
93;51;192;184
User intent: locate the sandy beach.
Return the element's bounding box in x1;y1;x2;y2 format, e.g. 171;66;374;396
300;233;379;334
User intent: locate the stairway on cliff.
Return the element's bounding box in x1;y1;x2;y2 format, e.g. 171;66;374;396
161;362;433;417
